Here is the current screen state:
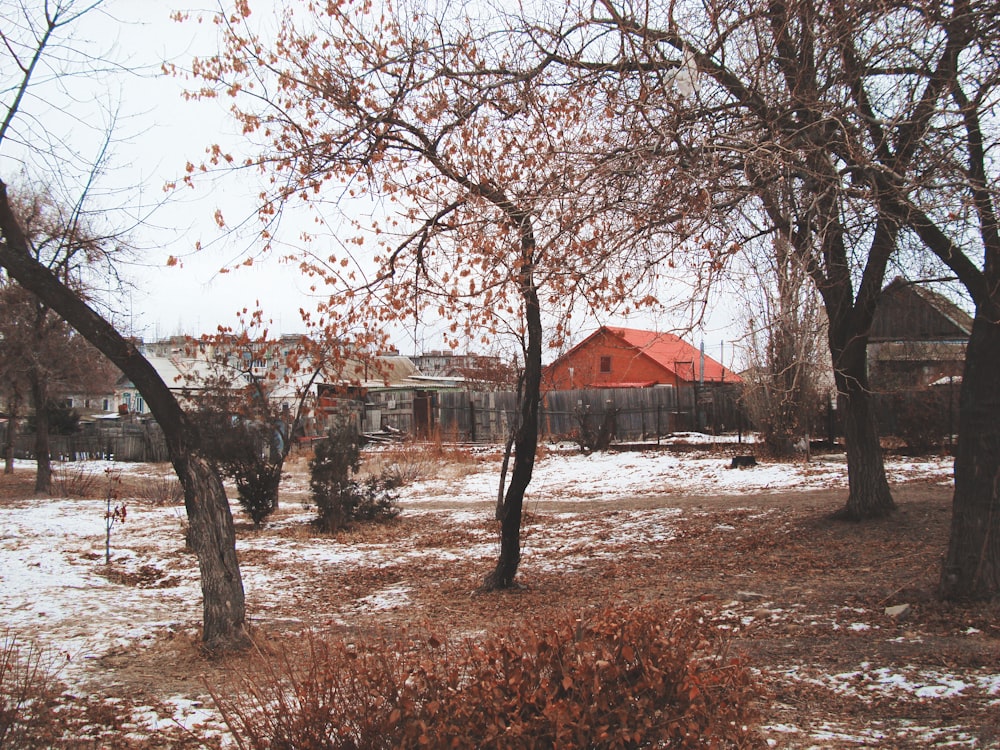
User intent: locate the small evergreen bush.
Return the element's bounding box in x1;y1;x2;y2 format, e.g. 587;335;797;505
231;461;283;526
193;408;282;526
310;424;399;532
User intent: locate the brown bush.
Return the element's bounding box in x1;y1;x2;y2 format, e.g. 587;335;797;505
887;389;953;454
0;633;61;748
359;441;485;486
0;632;189;749
133;474;185;506
51;466;101;498
210;605;764;749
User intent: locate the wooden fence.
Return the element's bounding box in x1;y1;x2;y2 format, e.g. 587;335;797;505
1;381;960;462
428;384;744;443
1;423;169;463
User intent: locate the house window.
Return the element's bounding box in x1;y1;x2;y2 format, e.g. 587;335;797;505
599;356;612;374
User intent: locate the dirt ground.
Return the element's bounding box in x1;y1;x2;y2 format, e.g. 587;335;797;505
5;454;1000;748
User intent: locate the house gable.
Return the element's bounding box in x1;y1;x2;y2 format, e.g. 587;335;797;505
608;327;740;384
870;278;973;342
542;326;740;390
868;279;972;389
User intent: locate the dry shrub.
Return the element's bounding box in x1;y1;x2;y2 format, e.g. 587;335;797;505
210;605;764;749
0;633;61;748
887;389;953;454
133;474;184;506
360;441;484;485
0;632;176;749
51;466;100;498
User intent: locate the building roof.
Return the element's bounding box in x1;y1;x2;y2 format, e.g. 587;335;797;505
909;284;973;336
604;327;741;384
549;326;741;385
115;354;188;390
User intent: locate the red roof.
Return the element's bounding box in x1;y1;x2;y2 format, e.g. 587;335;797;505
595;380;659;389
604;327;741;384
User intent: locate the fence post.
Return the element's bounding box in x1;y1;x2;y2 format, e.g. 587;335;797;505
948;375;954;450
826;393;836;447
469;399;477;443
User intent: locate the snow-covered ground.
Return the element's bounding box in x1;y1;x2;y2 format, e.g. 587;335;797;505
402;441;953;506
0;443;979;746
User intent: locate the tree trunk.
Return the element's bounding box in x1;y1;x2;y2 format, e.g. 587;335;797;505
178;453;251;650
29;371;52;493
485;395;537;588
823;243;896;521
3;430;12;474
3;393;17;474
484;267;542;590
836;370;895;520
0;181;249;651
940;311;1000;600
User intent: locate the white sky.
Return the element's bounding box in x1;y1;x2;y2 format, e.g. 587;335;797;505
1;0;744;364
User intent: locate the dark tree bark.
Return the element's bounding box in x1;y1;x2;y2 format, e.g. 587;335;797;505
900;198;1000;602
0;181;250;651
177;453;248;637
3;390;18;474
28;370;52;493
484;236;543;590
833;361;895;520
814;214;899;521
940;311;1000;599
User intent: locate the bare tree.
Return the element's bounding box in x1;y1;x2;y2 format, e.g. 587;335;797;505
738;231;828;457
524;0;980;520
0;182;121;490
870;3;1000;600
0;0;249;650
0;274;117;476
0;278;31;474
532;0;1000;593
180;0;689;589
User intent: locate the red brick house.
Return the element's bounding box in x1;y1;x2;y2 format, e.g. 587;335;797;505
542;326;742;390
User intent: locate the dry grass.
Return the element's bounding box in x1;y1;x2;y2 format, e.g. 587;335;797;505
131;475;184;506
357;441;492;485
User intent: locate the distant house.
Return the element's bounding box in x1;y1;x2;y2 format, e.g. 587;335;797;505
60;392;115;416
868;278;973;390
542;326;742;391
411;350;515;386
317;352;470;438
112;355;189;415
